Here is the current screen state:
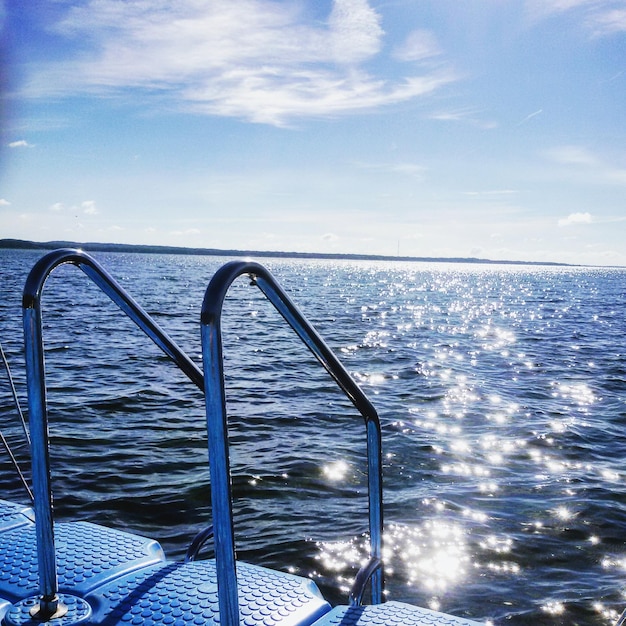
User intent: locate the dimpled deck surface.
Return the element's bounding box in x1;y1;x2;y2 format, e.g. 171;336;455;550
311;602;483;626
0;500;33;533
0;521;165;602
86;559;331;626
0;500;483;626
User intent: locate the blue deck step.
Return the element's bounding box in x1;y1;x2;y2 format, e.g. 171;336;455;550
85;559;331;626
0;506;332;626
311;602;483;625
0;500;34;533
0;521;165;603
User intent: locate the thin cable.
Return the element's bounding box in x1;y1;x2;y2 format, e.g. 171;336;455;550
0;342;30;445
0;341;33;501
0;430;33;502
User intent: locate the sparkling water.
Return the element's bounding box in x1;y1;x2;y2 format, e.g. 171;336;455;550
1;249;625;625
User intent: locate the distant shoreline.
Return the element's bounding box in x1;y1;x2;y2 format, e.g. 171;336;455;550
0;238;575;267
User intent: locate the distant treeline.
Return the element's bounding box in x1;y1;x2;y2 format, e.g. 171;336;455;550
0;238;573;267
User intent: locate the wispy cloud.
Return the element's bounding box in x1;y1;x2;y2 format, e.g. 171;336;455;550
0;199;10;206
526;0;596;18
591;8;626;35
81;200;98;215
525;0;626;36
393;29;442;62
544;144;626;184
544;145;599;166
48;200;99;215
428;108;498;130
516;109;543;126
171;228;201;237
8;140;32;148
354;160;427;178
558;211;593;226
24;0;456;126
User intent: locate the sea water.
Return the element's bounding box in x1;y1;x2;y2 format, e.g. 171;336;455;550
0;248;625;625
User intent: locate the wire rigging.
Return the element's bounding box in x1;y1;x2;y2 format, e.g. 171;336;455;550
0;341;34;502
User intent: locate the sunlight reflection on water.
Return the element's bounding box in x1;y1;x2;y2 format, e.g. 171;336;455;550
1;253;625;625
316;518;473;603
322;460;349;482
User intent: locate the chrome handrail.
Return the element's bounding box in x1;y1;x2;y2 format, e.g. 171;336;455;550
201;260;384;626
22;248;203;619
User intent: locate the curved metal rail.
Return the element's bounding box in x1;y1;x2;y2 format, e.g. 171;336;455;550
201;260;384;626
22;248;203;620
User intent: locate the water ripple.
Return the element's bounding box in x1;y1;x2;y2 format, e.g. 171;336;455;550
1;252;625;624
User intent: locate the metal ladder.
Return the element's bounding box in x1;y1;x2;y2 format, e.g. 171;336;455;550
200;260;385;626
15;249;483;626
17;249;384;626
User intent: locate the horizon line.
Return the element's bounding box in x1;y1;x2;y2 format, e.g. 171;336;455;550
0;237;587;268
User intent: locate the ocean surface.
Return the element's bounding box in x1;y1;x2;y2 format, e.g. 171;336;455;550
1;248;625;625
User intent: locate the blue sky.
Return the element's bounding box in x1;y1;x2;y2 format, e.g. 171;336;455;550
1;0;625;266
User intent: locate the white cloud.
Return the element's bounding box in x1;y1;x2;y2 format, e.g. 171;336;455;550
525;0;626;37
592;8;626;35
81;200;98;215
526;0;595;18
544;145;599;166
8;140;32;148
327;0;383;64
428;108;498;130
389;163;427;177
0;198;10;206
558;212;593;226
48;200;98;214
184;69;452;126
24;0;456;126
393;29;442;62
544;145;626;185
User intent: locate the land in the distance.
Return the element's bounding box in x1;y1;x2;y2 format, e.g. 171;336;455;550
0;238;574;267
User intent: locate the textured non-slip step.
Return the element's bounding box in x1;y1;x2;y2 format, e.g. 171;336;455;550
0;521;165;602
0;500;33;534
310;601;483;626
86;559;331;626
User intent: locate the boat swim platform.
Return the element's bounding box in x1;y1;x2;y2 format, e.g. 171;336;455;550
1;250;485;626
0;502;482;626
